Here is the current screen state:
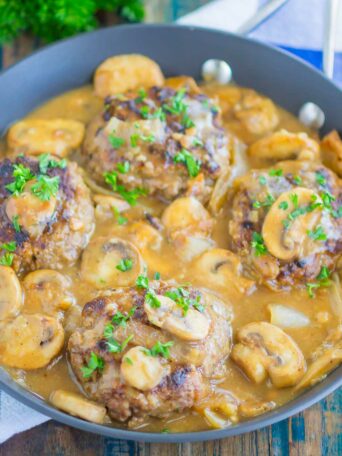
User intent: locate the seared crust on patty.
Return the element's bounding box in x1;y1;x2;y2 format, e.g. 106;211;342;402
0;155;94;272
228;160;342;288
68;281;232;423
82;85;231;202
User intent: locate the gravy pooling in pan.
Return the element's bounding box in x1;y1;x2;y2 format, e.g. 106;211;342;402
0;54;341;433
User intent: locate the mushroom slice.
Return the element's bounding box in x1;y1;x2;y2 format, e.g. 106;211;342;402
268;304;310;328
7;119;85;157
193;249;255;295
144;295;210;341
164;76;200;93
162;197;214;261
94;54;164;98
162;197;213;236
50;390;107;424
248;130;320;162
239;400;276;418
262;187;322;261
23;269;75;316
126;221;162;251
234;91;279;135
120;346;165;391
195;392;239;428
81;237;144;288
321;130;342;177
0;266;23;320
5;180;57;238
295;326;342;390
0;313;64;369
231;322;306;388
93;194;130;220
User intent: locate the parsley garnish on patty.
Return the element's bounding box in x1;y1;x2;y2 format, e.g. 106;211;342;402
104;170;147;206
174;148;201;178
251;232;268;256
143;341;174;359
81;352;104;379
31;175;60;201
116;258;133;272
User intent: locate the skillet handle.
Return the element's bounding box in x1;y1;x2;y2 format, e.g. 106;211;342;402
323;0;339;79
236;0;289;35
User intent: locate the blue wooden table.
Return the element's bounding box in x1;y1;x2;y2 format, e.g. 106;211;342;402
0;1;340;454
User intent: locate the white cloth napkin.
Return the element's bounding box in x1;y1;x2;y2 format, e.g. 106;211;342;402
1;0;341;444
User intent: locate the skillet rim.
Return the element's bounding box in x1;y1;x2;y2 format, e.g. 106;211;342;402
0;23;341;443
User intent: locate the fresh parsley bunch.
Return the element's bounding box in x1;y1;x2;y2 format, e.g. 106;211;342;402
0;0;144;44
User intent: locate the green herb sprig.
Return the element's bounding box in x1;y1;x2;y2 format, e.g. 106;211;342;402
0;1;145;44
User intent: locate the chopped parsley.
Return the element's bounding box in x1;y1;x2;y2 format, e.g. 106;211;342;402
144;341;174;359
293;175;302;185
0;241;16;252
252;193;275;209
104;171;147;206
154;271;161;280
12;215;21;233
116;161;130;174
81;352;104;378
145;288;161;308
111;307;136;328
139;105;150;119
116;258;133;272
279;201;289;210
136;274;149;289
320;190;335;210
130;132;155;147
192;137;203;147
136;88;147;102
332;205;342;219
181;114;195;129
112;207;128;225
306;282;320;298
307;226;327;241
149;107;166;121
174;148;201;178
251;232;268;256
258;175;267;186
6;163;34;195
269;169;283;177
38;153;66;174
162;88;195;128
108;133;125;149
289;193;299;208
0;253;14;266
315;171;326;186
163;88;187;116
317;266;331;281
30;175;60;201
124;357;133;365
306;266;331;298
103;324;134;354
164;287;203;315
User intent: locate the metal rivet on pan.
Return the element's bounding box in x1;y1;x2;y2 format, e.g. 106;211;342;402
201;59;233;84
298;102;325;129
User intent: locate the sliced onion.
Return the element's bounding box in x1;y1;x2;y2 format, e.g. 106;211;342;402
268;304;310;328
330;273;342;322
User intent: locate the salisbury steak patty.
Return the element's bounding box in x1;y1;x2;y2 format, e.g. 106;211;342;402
228;160;342;288
82;85;231;203
0;155;94;272
68;281;232;424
